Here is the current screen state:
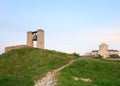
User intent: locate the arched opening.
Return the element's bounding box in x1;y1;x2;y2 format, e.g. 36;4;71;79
32;31;37;48
34;41;37;48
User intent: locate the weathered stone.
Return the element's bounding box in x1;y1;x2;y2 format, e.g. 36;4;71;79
98;43;109;58
5;45;29;52
27;29;44;49
91;43;120;58
5;29;44;52
27;31;33;47
37;29;44;49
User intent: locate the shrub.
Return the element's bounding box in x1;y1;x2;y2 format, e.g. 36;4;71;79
98;54;102;58
73;52;80;58
110;54;119;58
94;54;102;59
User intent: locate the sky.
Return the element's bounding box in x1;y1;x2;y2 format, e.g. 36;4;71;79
0;0;120;55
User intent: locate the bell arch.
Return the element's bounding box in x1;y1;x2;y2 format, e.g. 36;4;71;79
27;29;44;49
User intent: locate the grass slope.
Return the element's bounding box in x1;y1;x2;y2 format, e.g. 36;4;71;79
57;58;120;86
0;47;75;86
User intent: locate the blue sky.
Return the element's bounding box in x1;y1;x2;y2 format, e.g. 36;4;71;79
0;0;120;55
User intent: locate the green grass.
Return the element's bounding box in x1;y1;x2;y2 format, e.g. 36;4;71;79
0;47;75;86
57;58;120;86
1;48;120;86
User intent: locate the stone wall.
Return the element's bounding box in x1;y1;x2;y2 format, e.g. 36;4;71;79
5;45;29;52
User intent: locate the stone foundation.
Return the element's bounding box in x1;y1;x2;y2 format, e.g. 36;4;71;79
5;45;29;52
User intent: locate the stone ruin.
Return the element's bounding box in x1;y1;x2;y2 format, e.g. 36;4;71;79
5;29;44;52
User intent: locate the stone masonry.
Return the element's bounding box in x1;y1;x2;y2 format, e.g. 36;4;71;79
5;29;44;52
98;43;109;58
27;31;33;47
5;45;29;52
91;43;120;58
37;29;44;49
27;29;44;49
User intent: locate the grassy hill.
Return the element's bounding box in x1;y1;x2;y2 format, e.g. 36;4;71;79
0;48;120;86
0;47;75;86
57;58;120;86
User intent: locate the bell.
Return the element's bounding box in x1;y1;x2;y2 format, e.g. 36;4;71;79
33;33;37;41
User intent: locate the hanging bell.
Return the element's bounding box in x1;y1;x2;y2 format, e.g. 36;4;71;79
33;33;37;41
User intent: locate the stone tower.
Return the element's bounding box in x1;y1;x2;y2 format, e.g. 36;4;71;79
27;31;33;47
99;43;108;51
98;43;109;58
37;29;44;49
27;29;44;49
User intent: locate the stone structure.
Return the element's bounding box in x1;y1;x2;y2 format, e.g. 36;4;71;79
27;31;34;47
5;29;44;52
36;29;44;49
5;45;28;52
27;29;44;49
91;43;119;58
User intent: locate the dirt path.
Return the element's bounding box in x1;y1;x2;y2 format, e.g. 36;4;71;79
34;59;76;86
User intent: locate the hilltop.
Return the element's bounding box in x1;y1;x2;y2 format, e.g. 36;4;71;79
0;47;75;86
